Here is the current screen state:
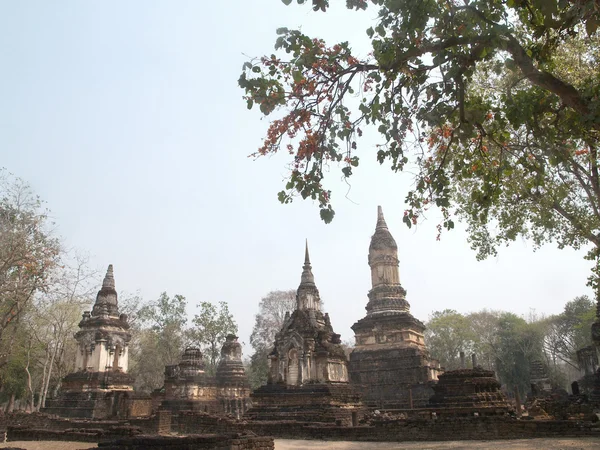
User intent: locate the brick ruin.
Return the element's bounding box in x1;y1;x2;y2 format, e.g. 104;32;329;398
43;265;136;419
428;366;512;417
348;206;442;409
529;360;552;395
156;336;251;418
215;334;252;417
576;345;599;395
245;242;364;425
157;348;220;415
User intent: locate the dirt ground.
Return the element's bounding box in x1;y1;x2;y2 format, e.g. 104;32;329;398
1;439;600;450
274;440;600;449
0;443;96;450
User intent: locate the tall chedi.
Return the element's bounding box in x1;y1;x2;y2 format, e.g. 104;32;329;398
246;242;364;425
348;207;442;409
44;265;135;419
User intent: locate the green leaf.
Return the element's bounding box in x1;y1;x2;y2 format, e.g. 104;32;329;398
320;207;335;223
292;71;303;83
281;0;292;5
586;18;598;36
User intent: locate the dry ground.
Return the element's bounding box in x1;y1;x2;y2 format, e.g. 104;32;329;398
274;440;600;449
1;439;600;450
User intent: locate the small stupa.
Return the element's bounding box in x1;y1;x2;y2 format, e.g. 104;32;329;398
43;265;134;418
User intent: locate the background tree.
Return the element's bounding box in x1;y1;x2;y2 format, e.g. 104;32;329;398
130;292;188;393
0;169;60;365
189;301;238;374
541;295;595;370
247;290;296;388
467;309;502;370
240;0;600;291
494;312;544;397
425;309;475;370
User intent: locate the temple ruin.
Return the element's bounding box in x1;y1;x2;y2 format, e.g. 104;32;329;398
216;334;252;417
428;366;512;417
156;336;251;418
529;360;552;395
348;206;442;409
44;265;135;418
246;243;363;425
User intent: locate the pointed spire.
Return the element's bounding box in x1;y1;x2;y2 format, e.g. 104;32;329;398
102;264;115;289
92;264;119;316
300;240;315;286
304;239;311;265
376;205;388;230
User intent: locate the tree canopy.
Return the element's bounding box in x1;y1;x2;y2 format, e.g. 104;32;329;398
190;301;238;372
247;290;296;388
240;0;600;287
425;297;596;396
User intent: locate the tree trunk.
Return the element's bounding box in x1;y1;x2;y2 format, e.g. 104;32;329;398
41;340;60;408
25;340;35;412
35;346;51;411
5;393;15;413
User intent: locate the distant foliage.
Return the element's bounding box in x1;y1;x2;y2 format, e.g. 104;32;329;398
247;290;296;389
130;292;189;393
425;296;596;397
189;301;238;375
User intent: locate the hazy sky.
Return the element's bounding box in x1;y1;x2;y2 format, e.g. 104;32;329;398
1;1;593;355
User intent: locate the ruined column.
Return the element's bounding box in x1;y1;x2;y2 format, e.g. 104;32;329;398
460;351;466;369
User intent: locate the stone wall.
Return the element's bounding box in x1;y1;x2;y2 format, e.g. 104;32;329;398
143;409;599;441
128;397;153;418
163;413;600;441
2;411;599;444
95;434;274;450
349;346;437;409
7;424;141;442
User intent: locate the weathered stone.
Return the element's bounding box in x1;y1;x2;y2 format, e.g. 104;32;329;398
216;335;252;418
156;339;251;419
348;206;442;409
428;367;512;417
529;360;552;395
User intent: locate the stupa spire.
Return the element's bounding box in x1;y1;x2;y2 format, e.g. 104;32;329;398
92;264;119;316
102;264;115;289
300;240;315;286
366;206;409;314
376;205;388;230
297;240;320;311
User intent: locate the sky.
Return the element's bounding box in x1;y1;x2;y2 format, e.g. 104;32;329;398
0;1;594;355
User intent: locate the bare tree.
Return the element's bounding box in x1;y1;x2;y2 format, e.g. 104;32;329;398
26;253;97;410
247;290;296;388
0;170;61;367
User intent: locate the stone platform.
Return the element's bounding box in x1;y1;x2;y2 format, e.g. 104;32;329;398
246;382;364;425
428;367;512;416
